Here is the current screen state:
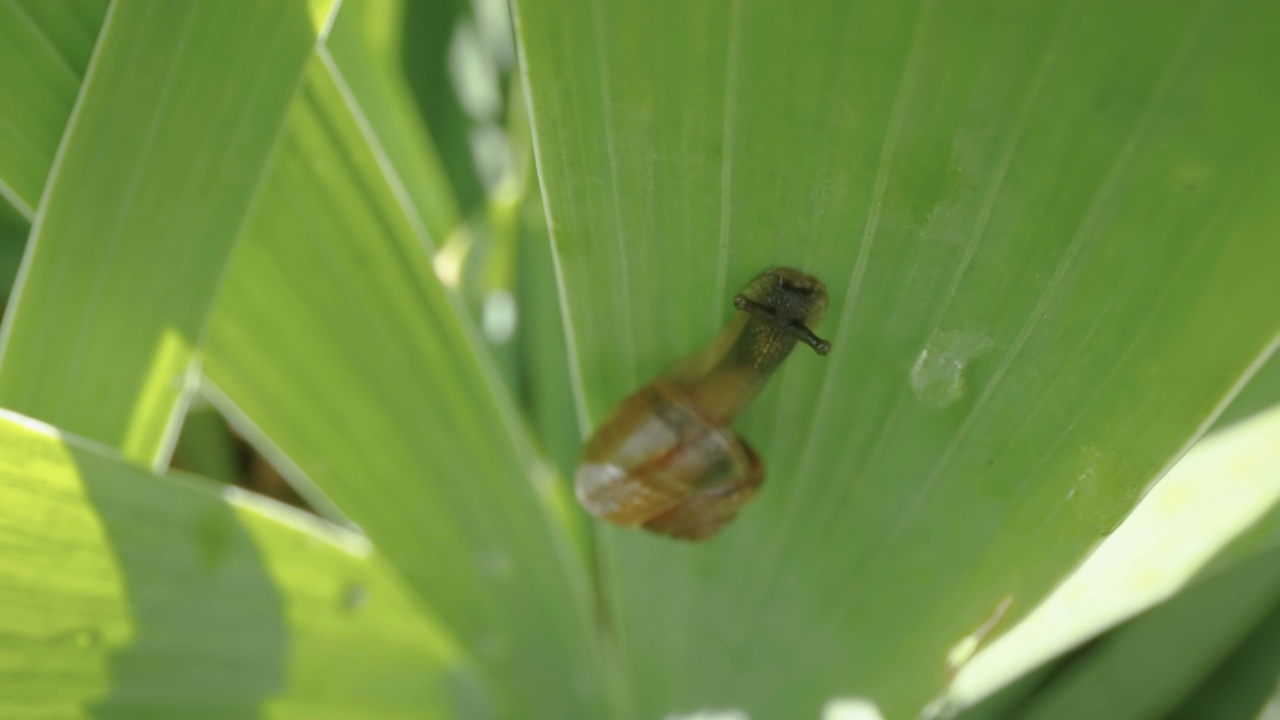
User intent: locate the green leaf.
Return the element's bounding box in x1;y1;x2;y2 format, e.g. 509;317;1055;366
0;407;482;718
513;176;595;570
978;530;1280;720
0;0;108;219
1169;583;1280;720
394;0;491;215
169;402;239;484
0;0;335;468
513;0;1280;715
325;0;463;244
1213;349;1280;432
0;215;25;300
949;403;1280;709
202;54;613;717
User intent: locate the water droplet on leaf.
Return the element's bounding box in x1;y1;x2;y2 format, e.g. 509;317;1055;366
910;330;993;408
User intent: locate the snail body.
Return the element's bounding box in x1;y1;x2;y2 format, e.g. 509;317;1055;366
575;267;830;541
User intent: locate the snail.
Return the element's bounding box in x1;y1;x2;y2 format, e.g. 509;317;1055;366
574;267;830;541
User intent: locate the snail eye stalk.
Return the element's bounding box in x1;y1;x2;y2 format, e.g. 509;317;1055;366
786;323;831;355
733;294;830;355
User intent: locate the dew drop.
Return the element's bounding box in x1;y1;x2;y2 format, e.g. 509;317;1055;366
910;330;993;408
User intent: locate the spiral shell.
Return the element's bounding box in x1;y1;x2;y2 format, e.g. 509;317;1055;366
575;381;763;541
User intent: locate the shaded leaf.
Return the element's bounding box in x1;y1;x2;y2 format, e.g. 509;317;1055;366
326;0;463;244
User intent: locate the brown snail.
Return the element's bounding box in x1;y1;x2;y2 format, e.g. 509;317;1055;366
575;267;830;541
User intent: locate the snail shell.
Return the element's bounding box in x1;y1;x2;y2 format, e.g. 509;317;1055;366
576;381;763;541
575;267;829;541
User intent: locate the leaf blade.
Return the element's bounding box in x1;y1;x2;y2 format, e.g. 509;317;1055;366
0;0;332;467
0;408;480;718
203;55;611;717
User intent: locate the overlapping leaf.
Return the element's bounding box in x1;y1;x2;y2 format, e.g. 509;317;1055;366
0;409;476;718
0;0;108;220
950;402;1280;713
0;0;331;467
201;53;611;717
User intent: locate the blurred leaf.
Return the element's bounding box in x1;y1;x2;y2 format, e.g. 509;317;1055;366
516;180;582;482
974;522;1280;720
0;0;332;468
0;0;105;298
326;0;463;244
0;0;108;220
0;216;25;301
398;0;489;212
1213;349;1280;431
1170;588;1280;720
949;403;1280;709
170;402;239;484
512;177;594;570
202;54;613;717
0;408;481;719
514;0;1280;715
948;666;1055;720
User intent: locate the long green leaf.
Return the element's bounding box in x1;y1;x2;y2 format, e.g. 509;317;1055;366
0;0;108;220
949;403;1280;709
1170;586;1280;720
990;531;1280;720
0;408;481;719
325;0;463;245
392;0;490;215
1213;350;1280;432
0;214;24;300
0;0;333;467
514;0;1280;715
202;54;612;717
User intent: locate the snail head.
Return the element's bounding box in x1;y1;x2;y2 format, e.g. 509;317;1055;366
733;267;831;355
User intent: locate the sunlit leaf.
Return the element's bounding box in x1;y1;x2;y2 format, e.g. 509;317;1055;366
971;519;1280;720
0;0;333;467
950;404;1280;709
0;408;479;719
